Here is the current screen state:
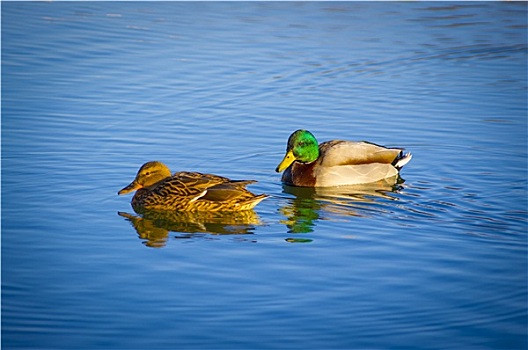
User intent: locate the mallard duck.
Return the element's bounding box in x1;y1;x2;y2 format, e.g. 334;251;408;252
118;161;268;211
275;129;412;187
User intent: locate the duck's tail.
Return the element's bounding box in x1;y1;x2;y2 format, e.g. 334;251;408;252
393;152;412;170
237;194;269;211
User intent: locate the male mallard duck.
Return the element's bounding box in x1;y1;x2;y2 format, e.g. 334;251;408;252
275;129;412;187
118;161;268;211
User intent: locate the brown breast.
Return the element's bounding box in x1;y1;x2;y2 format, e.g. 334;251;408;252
282;161;317;187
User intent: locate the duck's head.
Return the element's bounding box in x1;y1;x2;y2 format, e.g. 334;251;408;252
275;129;320;173
118;161;171;195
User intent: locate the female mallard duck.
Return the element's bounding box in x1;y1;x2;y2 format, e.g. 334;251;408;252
118;161;268;211
275;129;412;187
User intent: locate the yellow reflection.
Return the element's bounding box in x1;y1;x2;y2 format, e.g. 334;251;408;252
280;176;404;238
118;208;262;248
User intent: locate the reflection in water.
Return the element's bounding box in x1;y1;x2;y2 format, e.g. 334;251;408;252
118;209;262;248
280;177;405;240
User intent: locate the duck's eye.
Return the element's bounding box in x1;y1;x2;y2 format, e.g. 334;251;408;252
144;172;151;176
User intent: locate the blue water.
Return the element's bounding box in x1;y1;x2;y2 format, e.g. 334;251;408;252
2;2;527;349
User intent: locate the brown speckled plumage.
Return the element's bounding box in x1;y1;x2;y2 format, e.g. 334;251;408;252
119;162;267;211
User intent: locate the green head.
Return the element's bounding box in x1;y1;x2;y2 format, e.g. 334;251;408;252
275;129;320;173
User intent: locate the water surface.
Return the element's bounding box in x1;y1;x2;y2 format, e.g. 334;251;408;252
2;2;527;349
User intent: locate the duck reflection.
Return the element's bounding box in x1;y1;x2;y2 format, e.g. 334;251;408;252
118;208;262;248
280;176;404;239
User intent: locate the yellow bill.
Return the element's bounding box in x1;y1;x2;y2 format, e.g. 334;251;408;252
275;150;297;173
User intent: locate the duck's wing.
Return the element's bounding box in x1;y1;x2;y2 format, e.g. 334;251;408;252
169;172;262;202
152;172;228;198
318;140;404;167
202;180;259;202
175;171;232;185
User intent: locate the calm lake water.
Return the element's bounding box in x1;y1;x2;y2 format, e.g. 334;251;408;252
2;2;527;349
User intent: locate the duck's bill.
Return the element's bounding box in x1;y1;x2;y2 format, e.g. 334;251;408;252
118;181;142;195
275;150;296;173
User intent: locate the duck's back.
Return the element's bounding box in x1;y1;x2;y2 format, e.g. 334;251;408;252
318;140;403;167
311;140;404;186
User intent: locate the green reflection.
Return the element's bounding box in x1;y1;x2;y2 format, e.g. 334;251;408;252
285;238;314;243
118;208;262;248
279;188;322;234
280;176;405;239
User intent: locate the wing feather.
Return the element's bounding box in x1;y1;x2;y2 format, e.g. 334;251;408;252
318;140;403;167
